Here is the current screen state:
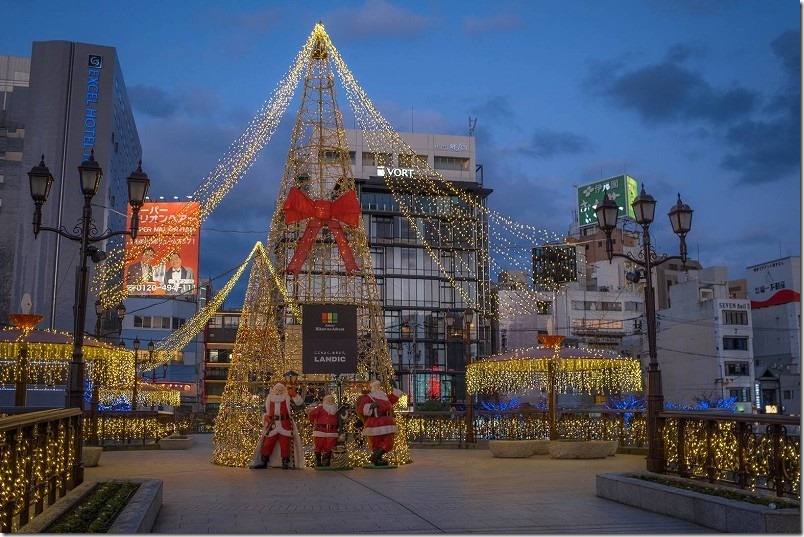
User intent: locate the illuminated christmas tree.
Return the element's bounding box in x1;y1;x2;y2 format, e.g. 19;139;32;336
212;24;406;468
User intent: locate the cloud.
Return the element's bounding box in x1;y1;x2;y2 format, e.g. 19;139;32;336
720;30;800;185
325;0;434;41
463;12;524;35
590;57;757;124
129;85;178;118
519;129;595;159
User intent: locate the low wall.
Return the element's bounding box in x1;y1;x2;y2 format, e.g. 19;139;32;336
596;473;800;533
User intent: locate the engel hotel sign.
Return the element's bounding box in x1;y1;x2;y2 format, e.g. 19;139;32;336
302;304;357;374
747;257;801;309
577;175;639;227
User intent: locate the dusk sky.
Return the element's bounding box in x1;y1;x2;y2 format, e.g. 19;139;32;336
3;1;800;306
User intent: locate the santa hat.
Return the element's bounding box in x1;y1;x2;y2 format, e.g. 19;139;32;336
369;379;382;391
323;394;335;404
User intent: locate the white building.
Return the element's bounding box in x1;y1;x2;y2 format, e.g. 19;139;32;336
657;266;754;412
746;256;800;415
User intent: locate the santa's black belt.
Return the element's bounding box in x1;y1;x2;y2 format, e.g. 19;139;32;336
271;415;290;420
316;424;338;431
376;411;393;417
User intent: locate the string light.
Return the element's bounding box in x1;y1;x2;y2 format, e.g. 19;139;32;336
212;23;404;468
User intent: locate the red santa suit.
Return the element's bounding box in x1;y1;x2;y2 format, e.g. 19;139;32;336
308;395;340;453
358;380;404;462
250;383;304;469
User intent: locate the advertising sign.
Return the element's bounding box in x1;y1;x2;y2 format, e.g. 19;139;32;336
302;304;358;374
125;201;200;296
746;257;801;308
577;175;639;227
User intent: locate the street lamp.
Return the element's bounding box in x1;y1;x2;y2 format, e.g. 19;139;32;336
595;184;693;473
28;151;150;409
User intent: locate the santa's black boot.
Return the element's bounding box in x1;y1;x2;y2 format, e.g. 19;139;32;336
370;448;384;466
315;452;322;467
322;452;332;467
282;457;290;470
250;456;268;469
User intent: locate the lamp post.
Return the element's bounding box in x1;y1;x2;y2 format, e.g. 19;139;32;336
28;151;150;409
448;308;476;444
595;184;693;473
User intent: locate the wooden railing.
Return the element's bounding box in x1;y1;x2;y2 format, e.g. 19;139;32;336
0;408;83;533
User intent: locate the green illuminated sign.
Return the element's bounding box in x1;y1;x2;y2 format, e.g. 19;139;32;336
577;175;638;227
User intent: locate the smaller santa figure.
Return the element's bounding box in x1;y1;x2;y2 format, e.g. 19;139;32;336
250;382;303;470
307;393;340;467
357;378;403;466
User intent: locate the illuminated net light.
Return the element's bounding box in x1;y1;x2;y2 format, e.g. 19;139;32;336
467;342;643;396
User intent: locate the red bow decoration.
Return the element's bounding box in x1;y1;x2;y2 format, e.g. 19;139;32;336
283;186;362;275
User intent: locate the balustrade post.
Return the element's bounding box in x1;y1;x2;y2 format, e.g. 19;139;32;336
676;417;689;478
736;421;749;490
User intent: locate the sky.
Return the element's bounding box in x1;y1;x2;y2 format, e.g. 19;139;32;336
3;0;800;307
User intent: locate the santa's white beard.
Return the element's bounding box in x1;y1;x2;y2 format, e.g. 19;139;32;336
369;390;388;401
322;402;338;414
268;392;287;404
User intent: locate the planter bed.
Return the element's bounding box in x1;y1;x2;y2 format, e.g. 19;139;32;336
548;440;617;459
488;439;550;457
159;435;196;450
19;478;162;533
596;472;800;533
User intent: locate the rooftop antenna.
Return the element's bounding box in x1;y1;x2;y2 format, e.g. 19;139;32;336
468;116;477;136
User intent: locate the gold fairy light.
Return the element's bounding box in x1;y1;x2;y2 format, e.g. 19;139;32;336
212;23;405;468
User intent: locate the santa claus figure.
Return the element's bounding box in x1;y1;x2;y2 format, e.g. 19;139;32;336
307;393;340;467
250;382;304;470
357;379;403;466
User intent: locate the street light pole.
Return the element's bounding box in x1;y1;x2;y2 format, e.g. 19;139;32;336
595;185;693;473
28;152;151;410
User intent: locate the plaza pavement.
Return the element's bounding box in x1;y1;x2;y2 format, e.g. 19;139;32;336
86;434;714;534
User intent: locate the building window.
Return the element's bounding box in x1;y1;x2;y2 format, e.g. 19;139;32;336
725;361;749;375
729;388;751;402
433;156;469;172
363;152;392;167
536;301;551;314
398;153;427;168
722;310;748;325
374;216;393;239
400;247;417;270
723;337;748;351
783;390;793;400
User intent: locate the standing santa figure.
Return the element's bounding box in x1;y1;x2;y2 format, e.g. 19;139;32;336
307;394;340;467
357;379;403;466
250;382;304;470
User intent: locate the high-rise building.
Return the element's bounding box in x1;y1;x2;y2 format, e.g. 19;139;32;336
747;256;800;415
0;55;31;322
346;129;492;409
657;266;755;412
1;41;141;332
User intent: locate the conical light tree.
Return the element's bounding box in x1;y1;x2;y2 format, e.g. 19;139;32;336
213;24;407;468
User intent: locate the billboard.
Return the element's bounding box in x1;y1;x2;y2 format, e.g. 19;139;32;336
746;257;801;308
302;304;358;374
125;202;200;296
577;175;639;227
